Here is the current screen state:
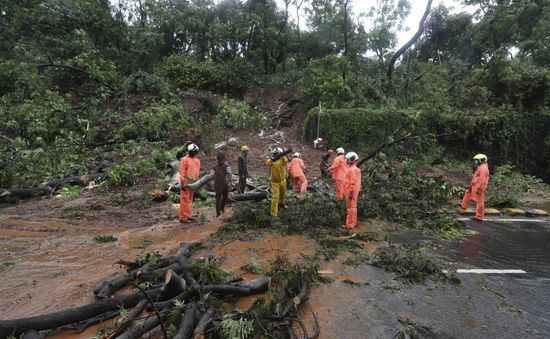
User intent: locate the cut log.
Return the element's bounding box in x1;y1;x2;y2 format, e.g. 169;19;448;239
193;309;215;339
282;284;308;317
40;174;105;188
111;299;148;338
200;276;270;296
0;288;167;337
163;269;187;296
0;186;53;201
173;302;198;339
116;311;169;339
149;290;195;311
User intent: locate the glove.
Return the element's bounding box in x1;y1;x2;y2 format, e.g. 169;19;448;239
476;188;481;195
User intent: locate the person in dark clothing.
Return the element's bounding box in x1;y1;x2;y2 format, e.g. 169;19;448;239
237;145;249;194
320;149;334;179
212;153;232;217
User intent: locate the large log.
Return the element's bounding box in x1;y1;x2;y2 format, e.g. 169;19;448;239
111;299;148;338
193;309;215;339
40;174;105;188
169;174;212;192
116;311;169;339
0;186;53;200
173;302;198;339
0;288;167;337
199;276;270;296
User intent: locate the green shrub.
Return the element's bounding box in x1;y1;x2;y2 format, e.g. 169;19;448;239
117;102;192;141
216;96;266;130
121;71;171;96
160;54;215;89
304;107;415;154
213;59;255;95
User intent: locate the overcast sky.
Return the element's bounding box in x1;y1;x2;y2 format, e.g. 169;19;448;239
275;0;478;46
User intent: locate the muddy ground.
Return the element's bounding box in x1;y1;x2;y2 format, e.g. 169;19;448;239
2;128;550;338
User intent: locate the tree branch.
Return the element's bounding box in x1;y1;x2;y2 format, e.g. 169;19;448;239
387;0;433;80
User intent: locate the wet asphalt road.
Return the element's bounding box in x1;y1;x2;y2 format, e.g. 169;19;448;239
311;217;550;339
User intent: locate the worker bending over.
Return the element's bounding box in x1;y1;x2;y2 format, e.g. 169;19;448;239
179;143;201;223
266;147;290;217
461;154;490;221
343;152;361;229
320;149;334;179
327;147;348;200
288;152;308;193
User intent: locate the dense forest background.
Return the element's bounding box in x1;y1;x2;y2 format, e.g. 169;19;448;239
0;0;548;188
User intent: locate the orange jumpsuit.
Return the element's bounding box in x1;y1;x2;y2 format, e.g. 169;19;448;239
327;154;348;200
179;155;201;222
288;158;308;193
461;163;489;221
344;163;361;229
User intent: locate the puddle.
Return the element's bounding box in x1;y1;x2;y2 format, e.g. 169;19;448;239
445;220;550;278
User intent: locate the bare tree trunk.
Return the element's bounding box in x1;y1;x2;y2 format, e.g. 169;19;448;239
387;0;433;80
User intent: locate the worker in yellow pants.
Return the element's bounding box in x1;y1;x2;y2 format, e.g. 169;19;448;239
266;147;290;217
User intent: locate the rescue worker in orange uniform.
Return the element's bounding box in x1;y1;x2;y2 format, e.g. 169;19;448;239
266;147;290;217
179;143;201;223
326;147;347;200
461;154;490;221
288;152;308;193
343;152;361;229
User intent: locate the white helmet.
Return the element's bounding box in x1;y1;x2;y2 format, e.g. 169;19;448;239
293;152;301;158
187;143;199;152
271;147;283;155
336;147;345;155
345;152;359;162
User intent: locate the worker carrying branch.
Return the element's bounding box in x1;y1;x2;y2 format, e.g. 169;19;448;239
319;149;334;179
179;143;201;223
326;147;348;200
265;147;292;217
461;154;490;221
288;152;308;193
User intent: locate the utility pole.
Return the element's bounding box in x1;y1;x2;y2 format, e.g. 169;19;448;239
317;101;322;139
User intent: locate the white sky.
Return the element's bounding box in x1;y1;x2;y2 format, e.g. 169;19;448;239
275;0;478;46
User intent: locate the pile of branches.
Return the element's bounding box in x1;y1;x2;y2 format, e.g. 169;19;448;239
0;242;320;338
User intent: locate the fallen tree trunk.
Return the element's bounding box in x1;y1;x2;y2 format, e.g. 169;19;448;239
200;276;270;296
173;302;198;339
116;311;169;339
0;288;166;337
110;299;148;338
193;309;215;339
0;186;53;200
40;174;105;188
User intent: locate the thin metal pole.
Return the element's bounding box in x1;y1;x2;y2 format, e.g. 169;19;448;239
317;101;322;139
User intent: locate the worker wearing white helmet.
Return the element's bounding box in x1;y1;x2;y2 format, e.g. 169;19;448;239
288;151;307;193
343;152;361;229
326;147;347;200
179;143;201;222
460;154;490;221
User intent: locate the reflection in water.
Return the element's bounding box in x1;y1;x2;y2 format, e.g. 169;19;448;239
448;220;550;278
